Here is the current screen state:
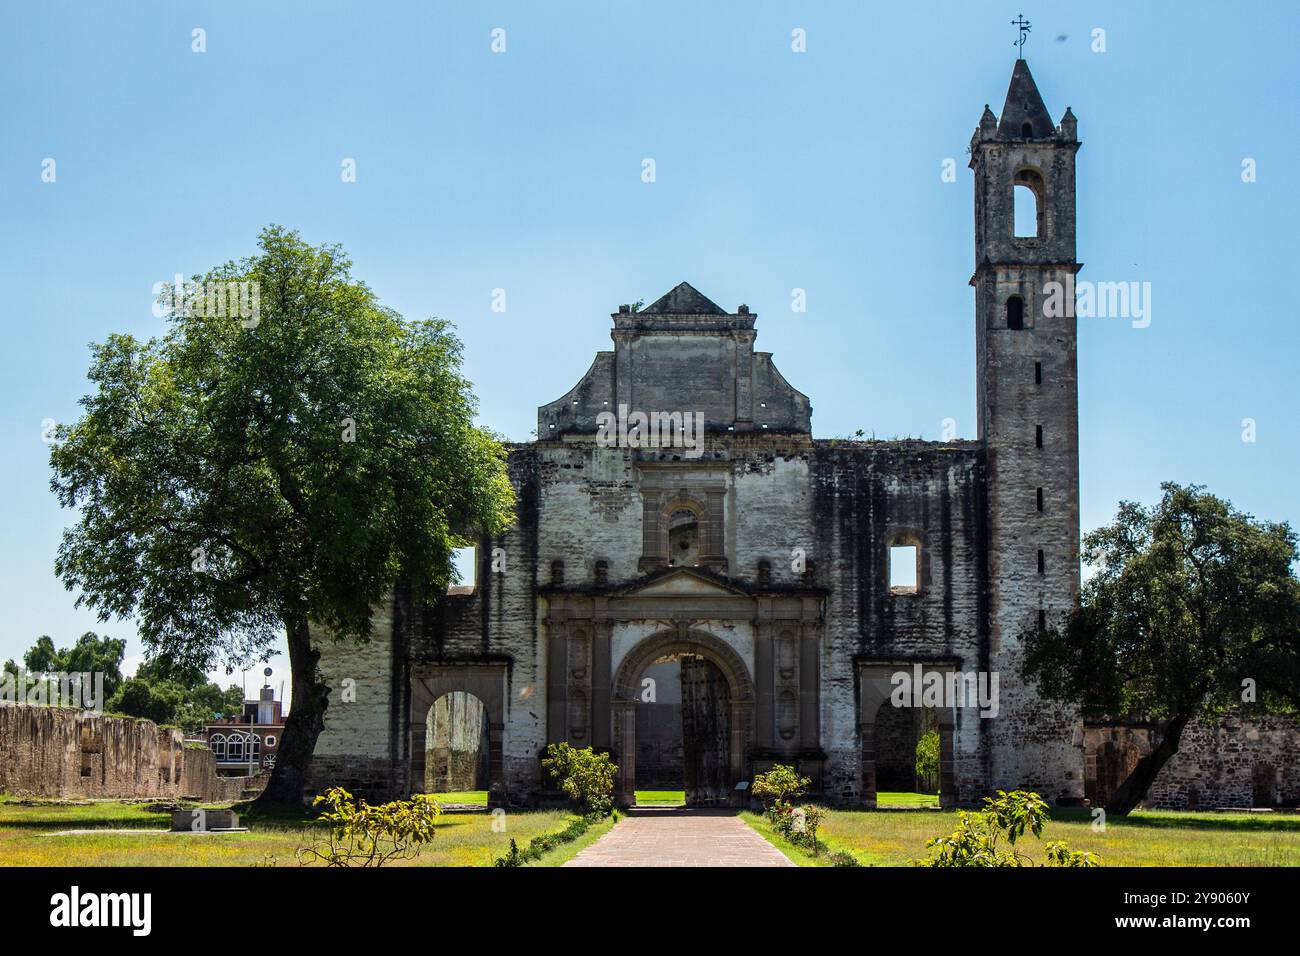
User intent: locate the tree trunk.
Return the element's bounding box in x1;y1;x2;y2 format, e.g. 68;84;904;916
1103;713;1191;816
254;617;329;809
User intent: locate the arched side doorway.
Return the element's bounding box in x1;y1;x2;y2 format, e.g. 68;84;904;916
409;664;506;805
873;698;941;800
611;629;754;807
424;691;491;794
858;663;957;809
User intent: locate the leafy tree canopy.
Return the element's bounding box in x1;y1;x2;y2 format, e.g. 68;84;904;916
17;632;126;698
1024;482;1300;813
50;226;515;803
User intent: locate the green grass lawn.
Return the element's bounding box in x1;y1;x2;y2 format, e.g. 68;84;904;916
0;797;583;867
635;790;685;806
524;811;622;866
744;805;1300;866
425;790;489;805
876;791;940;808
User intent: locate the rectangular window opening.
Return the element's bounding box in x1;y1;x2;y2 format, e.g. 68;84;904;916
1036;487;1044;512
451;546;478;592
1037;549;1045;574
1035;425;1043;448
1035;362;1042;385
889;545;919;593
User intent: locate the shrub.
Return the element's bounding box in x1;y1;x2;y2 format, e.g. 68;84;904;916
831;850;862;867
492;813;605;866
913;790;1100;867
296;786;441;867
755;765;828;854
541;743;617;815
789;803;826;855
752;764;810;809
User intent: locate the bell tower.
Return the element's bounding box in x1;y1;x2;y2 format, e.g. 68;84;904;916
971;58;1084;801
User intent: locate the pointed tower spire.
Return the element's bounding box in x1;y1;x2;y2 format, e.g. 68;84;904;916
996;58;1055;140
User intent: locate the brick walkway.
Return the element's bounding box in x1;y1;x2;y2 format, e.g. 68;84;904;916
564;810;794;867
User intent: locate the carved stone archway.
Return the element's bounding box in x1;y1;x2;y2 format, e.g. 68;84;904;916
611;628;755;807
409;664;507;806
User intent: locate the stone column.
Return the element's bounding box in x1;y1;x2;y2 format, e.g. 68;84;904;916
591;621;612;750
754;621;774;749
410;720;428;793
487;721;505;807
938;708;957;808
859;719;878;809
729;699;753;807
566;626;593;746
799;625;820;750
613;700;637;806
704;490;727;571
545;621;567;745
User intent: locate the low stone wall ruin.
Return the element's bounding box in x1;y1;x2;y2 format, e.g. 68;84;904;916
1085;711;1300;810
0;704;258;803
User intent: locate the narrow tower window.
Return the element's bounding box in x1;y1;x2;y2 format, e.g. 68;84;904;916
1006;295;1024;330
1013;169;1044;238
1014;185;1039;236
1036;487;1044;512
1021;121;1033;139
1035;425;1043;448
1035;361;1042;384
1037;549;1045;574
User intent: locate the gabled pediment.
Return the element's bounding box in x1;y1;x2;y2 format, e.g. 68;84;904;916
618;567;750;598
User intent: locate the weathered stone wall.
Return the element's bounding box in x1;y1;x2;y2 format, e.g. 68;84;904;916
308;593;398;799
0;704;247;802
1086;714;1300;810
807;440;989;803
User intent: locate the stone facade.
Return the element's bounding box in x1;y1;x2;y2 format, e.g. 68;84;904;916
308;59;1088;808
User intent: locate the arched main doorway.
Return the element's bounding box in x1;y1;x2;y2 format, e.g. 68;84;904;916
612;629;754;807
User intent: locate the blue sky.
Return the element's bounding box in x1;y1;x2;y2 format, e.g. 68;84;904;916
1;1;1296;695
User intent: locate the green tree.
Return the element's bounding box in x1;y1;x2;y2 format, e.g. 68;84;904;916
109;677;185;725
22;632;125;699
49;226;515;806
132;658;245;732
109;657;245;732
1024;483;1300;815
915;729;940;791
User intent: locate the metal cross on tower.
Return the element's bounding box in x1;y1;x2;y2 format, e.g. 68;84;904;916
1012;14;1032;57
